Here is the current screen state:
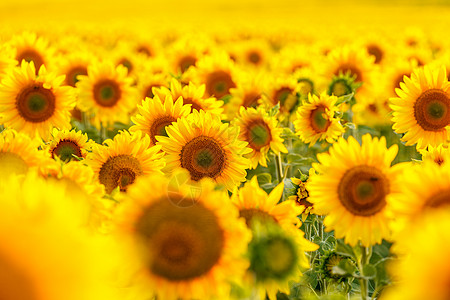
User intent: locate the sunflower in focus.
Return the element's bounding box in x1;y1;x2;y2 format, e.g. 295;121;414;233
152;78;224;116
0;172;120;300
0;128;47;176
130;94;191;145
308;134;400;246
46;128;95;161
157;110;251;191
390;64;450;149
114;172;251;300
382;210;450;300
87;130;165;194
233;106;287;169
76;61;137;126
4;31;54;73
294;93;345;146
0;61;75;140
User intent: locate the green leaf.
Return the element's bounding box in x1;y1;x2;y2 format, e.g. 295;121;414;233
256;173;272;185
269;103;280;117
332;259;357;276
362;264;377;279
335;239;356;259
344;122;356;130
335;92;354;106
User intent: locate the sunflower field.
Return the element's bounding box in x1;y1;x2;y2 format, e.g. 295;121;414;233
1;0;450;299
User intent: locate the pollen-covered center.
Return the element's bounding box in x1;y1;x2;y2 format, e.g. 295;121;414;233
274;87;297;113
0;152;29;175
250;236;297;280
338;165;389;216
205;70;236;99
93;79;121;107
16;84;56;123
310;105;331;133
135;199;224;281
180;136;226;181
0;248;38;300
149;115;176;144
17;48;44;71
98;154;143;193
245;118;272;151
335;64;363;82
51;139;82;161
243;91;261;108
329;79;352;97
367;44;383;64
414;89;450;131
178;55;197;73
66;66;87;87
425;189;450;209
239;208;277;227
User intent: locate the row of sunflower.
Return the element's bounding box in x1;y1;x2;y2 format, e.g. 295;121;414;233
0;27;450;300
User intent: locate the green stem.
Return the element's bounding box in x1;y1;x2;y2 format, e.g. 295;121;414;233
274;153;283;184
359;245;372;300
100;124;107;143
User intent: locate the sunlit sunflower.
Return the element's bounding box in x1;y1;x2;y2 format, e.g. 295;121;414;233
390;64;450;149
76;61;138;127
0;172;120;300
232;38;272;68
289;176;314;220
45;128;95;161
0;61;75;140
382;210;450;300
87;130;165;194
261;74;300;115
4;31;54;73
157;110;251;191
352;86;392;127
152;78;224;116
419;144;450;166
107;40;144;78
136;67;170;100
0;46;17;80
271;44;316;74
308;134;400;247
0;128;48;176
233;106;287;169
54;50;97;87
114;172;251;300
167;35;210;74
188;51;238;99
293;93;345;146
130;94;191;145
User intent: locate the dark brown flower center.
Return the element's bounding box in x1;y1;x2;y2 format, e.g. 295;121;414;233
425;189;450;208
17;49;44;72
66;66;87;87
414;89;450;132
144;84;161;99
93;79;121;108
242;91;261;108
51;139;82;161
135;199;224;281
182;97;203;112
149;115;176;145
178;55;197;73
16;84;56;123
338;165;389;216
247;50;262;65
205;70;236;99
245;118;272;151
334;64;363;82
273;87;298;113
310;105;331;133
367;44;383;64
118;58;133;73
393;72;409;90
180;136;226;181
98;154;143;193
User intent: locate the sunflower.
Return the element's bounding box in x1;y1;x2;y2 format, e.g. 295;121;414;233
130;94;192;145
231;178;318;299
157;110;251;191
152;78;224;116
293;93;345;146
0;46;17;80
289;176;314;220
0;128;48;176
390;64;450;149
233;106;287;169
308;134;400;247
107;40;143;78
46;128;95;161
419;144;450;166
136;66;170;100
0;172;120;300
167;35;210;74
114;172;251;300
382;210;450;300
54;50;97;87
271;44;315;74
4;31;54;73
352;87;392;127
0;61;76;140
87;130;165;194
261;74;300;115
76;61;138;127
188;51;238;99
232;38;272;68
